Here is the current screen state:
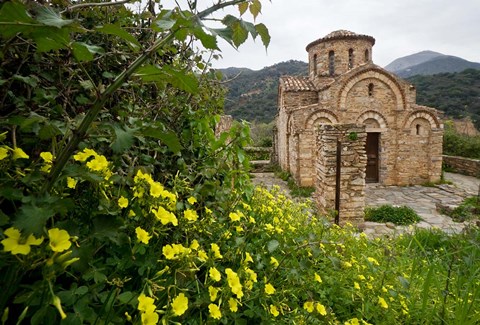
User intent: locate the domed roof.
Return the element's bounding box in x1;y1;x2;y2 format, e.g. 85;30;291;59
306;30;375;51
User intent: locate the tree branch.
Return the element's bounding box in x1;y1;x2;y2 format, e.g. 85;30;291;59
61;0;132;13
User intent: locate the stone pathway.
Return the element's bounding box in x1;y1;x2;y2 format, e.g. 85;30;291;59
251;171;480;237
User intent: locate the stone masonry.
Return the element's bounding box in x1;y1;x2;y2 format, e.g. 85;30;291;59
315;124;367;225
273;30;444;226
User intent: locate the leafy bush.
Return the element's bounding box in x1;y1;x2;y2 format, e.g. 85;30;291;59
446;196;480;222
274;169;315;198
365;205;421;225
443;122;480;159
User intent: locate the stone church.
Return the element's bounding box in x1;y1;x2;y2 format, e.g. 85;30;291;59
273;30;443;189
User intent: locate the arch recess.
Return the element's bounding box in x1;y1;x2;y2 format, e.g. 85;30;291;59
305;109;339;129
356;110;388;129
338;69;406;111
403;111;440;130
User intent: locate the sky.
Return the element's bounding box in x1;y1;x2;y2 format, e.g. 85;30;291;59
209;0;480;70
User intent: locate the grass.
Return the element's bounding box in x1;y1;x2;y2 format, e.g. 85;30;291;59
274;168;315;198
365;204;422;225
445;196;480;222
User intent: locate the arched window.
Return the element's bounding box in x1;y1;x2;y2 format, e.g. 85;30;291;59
313;54;317;76
328;51;335;76
368;83;374;96
348;48;354;69
416;124;422;135
364;49;369;63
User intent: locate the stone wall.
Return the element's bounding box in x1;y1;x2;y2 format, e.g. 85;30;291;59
443;155;480;177
215;115;233;137
315;124;367;226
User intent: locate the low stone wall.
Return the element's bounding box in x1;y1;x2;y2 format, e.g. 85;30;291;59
443;155;480;178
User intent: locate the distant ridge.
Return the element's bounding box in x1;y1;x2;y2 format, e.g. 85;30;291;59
384;51;480;78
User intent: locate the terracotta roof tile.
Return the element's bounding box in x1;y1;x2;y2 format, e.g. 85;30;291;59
280;76;316;92
306;30;375;51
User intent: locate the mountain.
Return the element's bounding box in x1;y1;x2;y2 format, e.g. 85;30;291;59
385;50;444;72
385;51;480;78
219;60;308;122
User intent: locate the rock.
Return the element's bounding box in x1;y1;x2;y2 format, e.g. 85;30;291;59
385;222;396;229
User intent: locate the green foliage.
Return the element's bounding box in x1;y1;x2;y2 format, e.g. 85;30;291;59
444;196;480;222
442;122;480;159
408;69;480;130
249;120;274;146
221;60;308;122
365;205;421;225
274;169;315;198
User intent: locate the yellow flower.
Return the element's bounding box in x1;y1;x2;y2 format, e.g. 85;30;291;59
209;267;221;282
12;147;29;160
128;210;136;217
67;177;77;189
149;181;164;198
0;146;9;160
357;275;366;281
264;283;275;295
187;196;197;205
1;227;43;255
244;252;253;264
208;303;221;319
225;268;243;299
354;282;360;290
162;244;189;260
52;295;67;320
138;294;156;314
270;256;279;268
40;151;53;163
345;318;360;325
86;154;109;172
135;227;151;244
378;296;389;309
245;268;257;283
367;257;380;266
343;261;353;268
316;302;327;315
48;228;71;252
197;249;208;262
211;243;223;259
118;196;128;208
73;148;97;162
190;239;199;250
229;211;241;222
171;293;188;316
229;298;238;312
152;206;178;226
208;286;219;302
205;207;212;214
303;301;314;313
270;304;279;317
141;310;159;325
315;272;323;283
184;209;198;222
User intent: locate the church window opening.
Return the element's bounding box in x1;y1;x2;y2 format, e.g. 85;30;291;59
364;49;369;62
313;54;318;76
368;83;374;96
416;124;422;135
348;49;354;69
329;51;335;76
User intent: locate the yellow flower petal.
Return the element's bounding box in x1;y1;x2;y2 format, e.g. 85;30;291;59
48;228;71;252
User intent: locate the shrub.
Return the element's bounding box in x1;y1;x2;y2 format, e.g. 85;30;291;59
448;196;480;222
365;205;421;225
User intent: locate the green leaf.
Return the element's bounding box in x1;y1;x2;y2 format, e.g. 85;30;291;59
72;42;104;62
39;122;62;140
31;26;70;52
14;202;55;235
117;292;135;305
12;74;39;87
0;1;37;37
111;124;136;153
153;11;176;31
222;14;239;27
96;24;140;51
133;65;165;82
194;28;218;50
241;20;258;40
255;23;270;48
267;239;280;253
238;2;249;16
209;28;234;47
142;127;182;154
79;80;95;90
249;0;262;20
231;21;248;48
34;6;73;28
163;66;199;93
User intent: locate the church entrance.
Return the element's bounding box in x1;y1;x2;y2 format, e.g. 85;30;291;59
365;133;379;183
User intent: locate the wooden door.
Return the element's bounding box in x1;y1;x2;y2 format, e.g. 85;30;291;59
365;133;379;183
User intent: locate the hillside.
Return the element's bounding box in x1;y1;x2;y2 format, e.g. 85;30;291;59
407;68;480;129
395;56;480;78
220;59;480;129
385;50;444;72
220;60;308;122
